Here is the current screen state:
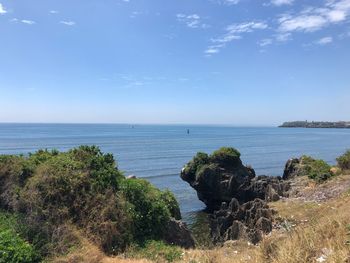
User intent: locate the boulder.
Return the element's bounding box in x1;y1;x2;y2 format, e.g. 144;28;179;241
283;158;300;180
181;147;291;245
181;147;290;210
163;218;195;249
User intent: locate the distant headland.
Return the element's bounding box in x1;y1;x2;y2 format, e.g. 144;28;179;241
279;121;350;128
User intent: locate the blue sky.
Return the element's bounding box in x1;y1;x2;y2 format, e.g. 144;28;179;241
0;0;350;125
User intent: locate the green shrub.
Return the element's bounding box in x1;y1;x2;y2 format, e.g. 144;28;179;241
300;156;332;182
160;190;181;220
18;147;131;255
181;152;209;182
126;240;183;263
0;146;181;258
337;150;350;170
0;212;38;263
210;147;241;167
120;179;180;242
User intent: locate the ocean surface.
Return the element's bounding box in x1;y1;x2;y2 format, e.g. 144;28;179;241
1;123;350;225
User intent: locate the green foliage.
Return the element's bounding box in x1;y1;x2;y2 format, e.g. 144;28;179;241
120;179;180;242
126;240;183;263
337;150;350;170
0;146;181;258
212;147;241;159
0;212;38;263
69;146;122;191
182;152;209;182
210;147;241;166
160;190;181;220
300;156;332;182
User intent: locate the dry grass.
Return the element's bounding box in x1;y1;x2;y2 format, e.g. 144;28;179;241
183;175;350;263
53;175;350;263
51;237;152;263
262;191;350;262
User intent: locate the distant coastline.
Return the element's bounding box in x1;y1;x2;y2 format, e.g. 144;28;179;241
279;121;350;128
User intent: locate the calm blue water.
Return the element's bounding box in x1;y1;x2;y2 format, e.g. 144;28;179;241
1;123;350;224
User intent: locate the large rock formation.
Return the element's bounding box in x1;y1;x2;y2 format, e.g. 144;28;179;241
282;156;332;182
180;147;290;211
210;198;275;244
180;147;290;245
163;218;195;248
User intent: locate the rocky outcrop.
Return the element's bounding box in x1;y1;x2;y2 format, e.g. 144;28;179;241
210;198;275;244
163;218;195;249
180;147;290;210
180;147;291;245
282;156;332;182
283;158;301;180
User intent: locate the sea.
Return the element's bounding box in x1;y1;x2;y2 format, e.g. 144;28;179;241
1;123;350;226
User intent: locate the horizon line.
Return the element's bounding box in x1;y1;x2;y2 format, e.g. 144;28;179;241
0;121;278;127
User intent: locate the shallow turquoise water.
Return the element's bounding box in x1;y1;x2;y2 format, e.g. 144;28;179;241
1;123;350;224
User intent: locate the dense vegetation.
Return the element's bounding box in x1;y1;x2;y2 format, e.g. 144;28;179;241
0;146;180;261
0;212;38;263
298;155;333;182
337;150;350;170
181;147;242;183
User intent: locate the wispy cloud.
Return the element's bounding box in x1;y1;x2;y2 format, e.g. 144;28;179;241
21;20;36;25
49;10;59;14
226;21;268;33
130;11;142;18
214;0;240;5
206;21;268;55
275;32;292;41
270;0;294;6
176;14;209;29
277;0;350;33
60;21;76;26
0;3;7;14
205;47;221;54
11;18;36;25
258;38;273;46
316;36;333;45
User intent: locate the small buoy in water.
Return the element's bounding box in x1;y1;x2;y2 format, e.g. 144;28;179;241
187;129;190;134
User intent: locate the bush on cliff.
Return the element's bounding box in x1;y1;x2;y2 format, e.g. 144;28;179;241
299;156;332;182
211;147;241;166
337;150;350;170
181;147;241;183
0;146;180;260
119;179;180;242
181;152;209;182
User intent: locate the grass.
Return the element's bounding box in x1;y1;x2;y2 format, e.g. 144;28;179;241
124;241;183;263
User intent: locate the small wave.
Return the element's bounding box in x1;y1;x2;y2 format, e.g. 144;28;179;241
141;173;179;179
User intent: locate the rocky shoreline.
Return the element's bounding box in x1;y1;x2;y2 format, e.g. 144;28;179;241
179;147;341;246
